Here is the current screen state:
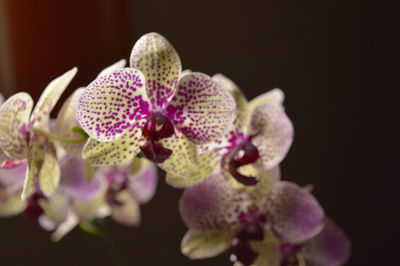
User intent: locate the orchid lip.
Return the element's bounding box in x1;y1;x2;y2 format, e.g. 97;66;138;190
105;171;129;206
24;192;45;225
228;141;260;185
140;112;175;163
232;207;267;265
280;243;301;266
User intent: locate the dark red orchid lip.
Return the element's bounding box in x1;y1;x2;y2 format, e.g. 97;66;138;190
140;112;175;164
228;141;260;186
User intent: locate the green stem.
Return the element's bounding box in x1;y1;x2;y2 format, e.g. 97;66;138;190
33;128;87;144
96;220;128;266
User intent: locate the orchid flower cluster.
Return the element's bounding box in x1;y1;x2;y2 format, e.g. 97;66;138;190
0;33;350;265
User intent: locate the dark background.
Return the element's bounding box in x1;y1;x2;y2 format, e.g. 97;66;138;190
0;0;396;265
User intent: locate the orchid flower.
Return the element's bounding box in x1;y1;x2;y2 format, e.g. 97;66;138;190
179;169;324;265
93;156;158;226
77;33;236;186
22;154;157;241
21;155;104;241
0;68;77;199
194;74;293;186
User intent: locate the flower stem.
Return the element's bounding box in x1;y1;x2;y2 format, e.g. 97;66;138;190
33;128;88;144
94;219;128;266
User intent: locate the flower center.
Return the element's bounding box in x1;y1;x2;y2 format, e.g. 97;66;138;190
228;141;260;185
280;243;301;266
231;207;267;265
105;170;128;206
24;192;45;225
140;112;175;163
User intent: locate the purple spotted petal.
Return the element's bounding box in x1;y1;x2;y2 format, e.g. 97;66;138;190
31;67;77;129
59;156;100;202
165;150;218;188
266;181;324;244
158;128;198;179
96;59;127;78
77;68;150;142
166;72;236;144
179;172;252;232
301;218;350;266
247;88;285;116
181;229;234;259
213;74;249;129
130;32;182;108
55;88;85;155
128;158;157;204
248;103;293;170
82;119;146;166
0;92;33;159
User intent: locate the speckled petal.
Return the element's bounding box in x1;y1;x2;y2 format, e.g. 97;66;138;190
249;228;281;266
157;129;198;180
59;156;100;202
130;32;181;108
96;59;127;78
128;158;158;204
111;190;141;226
248;103;293;170
77;68;149;142
179;172;252;231
82;119;146;166
248;88;285;116
31;67;77;129
55;88;85;155
266;181;324;244
0;92;33;159
166;72;236;144
165;150;218;188
213;74;249;129
181;229;234;259
301;218;350;266
22;133;60;199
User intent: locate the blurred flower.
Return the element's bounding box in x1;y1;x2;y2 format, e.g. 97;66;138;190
278;218;350;266
179;169;324;265
195;74;293;186
0;68;77;199
77;32;236;187
21;155;157;241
